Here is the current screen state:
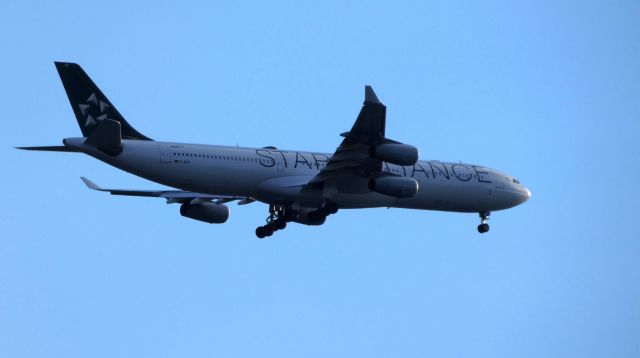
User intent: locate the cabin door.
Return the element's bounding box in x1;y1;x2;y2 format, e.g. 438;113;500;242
159;144;172;163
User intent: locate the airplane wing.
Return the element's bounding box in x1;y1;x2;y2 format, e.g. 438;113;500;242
80;177;254;205
307;86;394;187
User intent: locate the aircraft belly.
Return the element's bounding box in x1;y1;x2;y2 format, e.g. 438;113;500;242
330;193;396;209
395;181;494;213
254;175;321;205
178;163;277;196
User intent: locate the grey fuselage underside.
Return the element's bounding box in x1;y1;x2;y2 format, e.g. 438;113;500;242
64;138;530;213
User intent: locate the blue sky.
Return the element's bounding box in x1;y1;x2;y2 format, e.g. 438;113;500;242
1;1;639;357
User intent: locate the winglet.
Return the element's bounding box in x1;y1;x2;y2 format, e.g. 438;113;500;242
364;85;381;104
80;177;102;190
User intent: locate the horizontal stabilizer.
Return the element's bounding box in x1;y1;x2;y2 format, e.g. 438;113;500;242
16;146;80;152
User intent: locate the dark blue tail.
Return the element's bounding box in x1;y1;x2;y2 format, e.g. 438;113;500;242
54;62;152;141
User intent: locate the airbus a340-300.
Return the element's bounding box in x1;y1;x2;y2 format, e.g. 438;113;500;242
19;63;531;238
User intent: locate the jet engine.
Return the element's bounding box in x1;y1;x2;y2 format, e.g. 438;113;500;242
368;176;419;198
180;202;230;224
370;143;419;166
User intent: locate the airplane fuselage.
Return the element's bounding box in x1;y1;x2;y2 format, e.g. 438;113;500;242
64;137;531;214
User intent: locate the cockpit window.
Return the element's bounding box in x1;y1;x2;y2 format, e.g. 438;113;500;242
512;178;520;184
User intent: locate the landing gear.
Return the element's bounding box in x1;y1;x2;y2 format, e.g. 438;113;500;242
307;201;339;224
324;201;339;215
477;223;489;233
477;211;490;234
255;201;339;238
256;204;290;239
307;209;326;223
255;225;273;239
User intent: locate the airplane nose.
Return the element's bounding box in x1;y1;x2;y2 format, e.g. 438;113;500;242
518;187;532;205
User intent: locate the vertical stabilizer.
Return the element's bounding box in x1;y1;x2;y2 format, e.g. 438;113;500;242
54;62;152;140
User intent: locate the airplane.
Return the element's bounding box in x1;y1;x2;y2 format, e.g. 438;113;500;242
18;62;531;238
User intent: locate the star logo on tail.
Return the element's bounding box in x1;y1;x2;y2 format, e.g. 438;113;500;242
78;93;111;128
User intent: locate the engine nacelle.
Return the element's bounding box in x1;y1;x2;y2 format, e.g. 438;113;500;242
180;202;229;224
368;176;419;198
370;143;419;166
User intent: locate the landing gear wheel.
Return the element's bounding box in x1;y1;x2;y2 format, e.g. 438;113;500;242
477;223;490;233
308;210;326;223
477;211;491;234
324;202;339;215
256;204;293;238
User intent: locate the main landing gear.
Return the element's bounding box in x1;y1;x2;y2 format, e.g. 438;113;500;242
477;211;490;234
255;204;290;239
255;201;339;239
307;201;338;223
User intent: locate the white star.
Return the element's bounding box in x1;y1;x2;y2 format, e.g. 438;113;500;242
86;93;98;105
99;100;110;113
78;104;91;116
85;114;96;127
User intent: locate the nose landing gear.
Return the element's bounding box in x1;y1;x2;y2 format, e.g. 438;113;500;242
477;211;490;234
